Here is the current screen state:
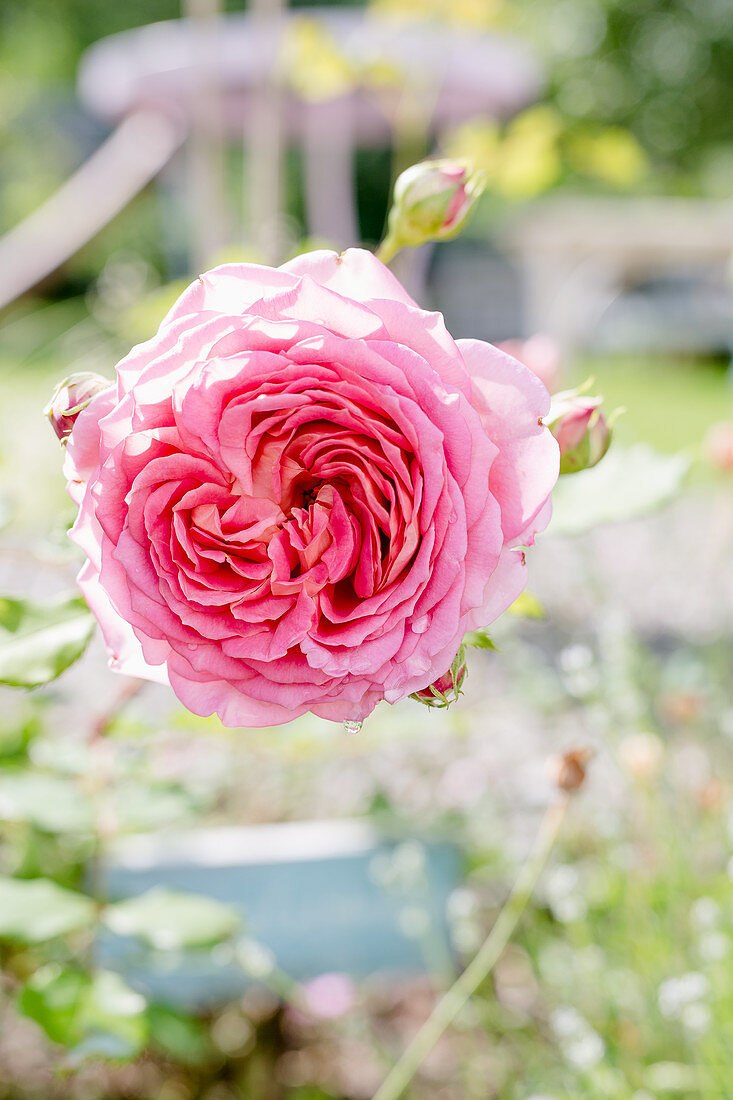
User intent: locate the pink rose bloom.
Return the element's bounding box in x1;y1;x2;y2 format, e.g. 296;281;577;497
65;249;558;726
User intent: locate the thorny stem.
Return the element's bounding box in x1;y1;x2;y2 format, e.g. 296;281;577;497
371;792;571;1100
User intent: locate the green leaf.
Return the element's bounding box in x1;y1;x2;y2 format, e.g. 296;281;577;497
0;876;95;942
507;591;545;619
0;772;93;833
549;444;690;536
0;594;95;688
464;629;498;650
147;1004;213;1066
18;965;89;1045
69;970;148;1064
104;888;241;950
0;712;40;762
111;781;196;833
19;967;148;1061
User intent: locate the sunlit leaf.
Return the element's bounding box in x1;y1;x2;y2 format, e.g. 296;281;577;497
549;445;690;536
110;781;196;833
507;591;545;619
147;1003;213;1066
68;970;148;1064
464;629;498;650
18;966;89;1045
0;876;95;942
567;127;647;188
283;19;356;102
19;967;148;1061
104;888;241;950
0;772;93;833
0;594;94;688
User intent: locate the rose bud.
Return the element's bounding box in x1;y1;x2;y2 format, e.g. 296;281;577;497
45;372;112;444
551;746;593;792
545;390;611;475
385;158;485;252
411;647;467;708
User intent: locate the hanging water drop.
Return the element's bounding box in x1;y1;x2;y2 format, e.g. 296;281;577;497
343;719;363;735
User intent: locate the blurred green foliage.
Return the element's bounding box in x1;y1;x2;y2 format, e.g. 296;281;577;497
517;0;733;195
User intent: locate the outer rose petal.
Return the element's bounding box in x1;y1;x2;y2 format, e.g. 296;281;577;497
64;251;558;727
458;338;559;540
159;263;300;327
77;560;169;684
280;248;419;309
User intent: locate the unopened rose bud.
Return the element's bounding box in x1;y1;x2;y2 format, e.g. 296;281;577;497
545;390;611;475
411;647;466;708
383;159;485;255
45;372;112;443
551;747;592;792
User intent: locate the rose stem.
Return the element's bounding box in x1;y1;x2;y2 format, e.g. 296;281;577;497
371;790;571;1100
85;678;144;967
375;237;401;266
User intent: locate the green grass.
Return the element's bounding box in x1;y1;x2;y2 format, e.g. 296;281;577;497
574;353;733;457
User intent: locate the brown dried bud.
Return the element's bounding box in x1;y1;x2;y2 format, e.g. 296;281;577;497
551;747;593;792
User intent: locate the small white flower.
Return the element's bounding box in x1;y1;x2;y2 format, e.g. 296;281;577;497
564;1032;605;1070
681;1002;712;1036
545;865;587;924
550;1005;605;1069
697;930;729;962
657;972;709;1018
690;896;721;929
551;1005;585;1038
559;644;594;672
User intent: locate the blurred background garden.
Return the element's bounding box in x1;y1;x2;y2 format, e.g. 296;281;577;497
1;0;733;1096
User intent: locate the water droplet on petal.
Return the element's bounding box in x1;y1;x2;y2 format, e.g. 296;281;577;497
343;719;363;735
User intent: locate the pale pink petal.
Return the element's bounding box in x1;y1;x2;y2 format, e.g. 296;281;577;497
458;338;559;540
279;248;418;308
159;263;299;328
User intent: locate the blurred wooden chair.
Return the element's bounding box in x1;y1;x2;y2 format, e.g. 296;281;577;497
0;3;541;309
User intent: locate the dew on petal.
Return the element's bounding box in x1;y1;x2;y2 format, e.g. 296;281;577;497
343;719;363;735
